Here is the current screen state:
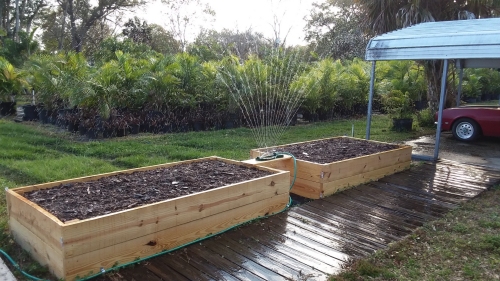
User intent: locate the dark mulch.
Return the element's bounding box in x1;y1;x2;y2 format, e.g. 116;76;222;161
24;160;273;222
267;137;400;164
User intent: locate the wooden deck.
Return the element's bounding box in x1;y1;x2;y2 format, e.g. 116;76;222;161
95;160;500;281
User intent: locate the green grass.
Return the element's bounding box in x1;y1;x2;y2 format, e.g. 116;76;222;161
0;114;434;280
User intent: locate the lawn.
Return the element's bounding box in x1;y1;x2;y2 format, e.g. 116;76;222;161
0;114;435;280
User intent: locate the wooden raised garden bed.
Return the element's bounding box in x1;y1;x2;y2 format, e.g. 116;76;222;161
248;136;412;199
6;157;289;280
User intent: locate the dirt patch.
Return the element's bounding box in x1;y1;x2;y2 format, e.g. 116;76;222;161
266;137;400;164
24;160;273;222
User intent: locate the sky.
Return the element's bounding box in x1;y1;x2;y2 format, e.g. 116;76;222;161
141;0;314;46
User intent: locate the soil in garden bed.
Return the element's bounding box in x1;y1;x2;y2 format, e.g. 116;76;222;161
24;160;273;222
265;138;400;164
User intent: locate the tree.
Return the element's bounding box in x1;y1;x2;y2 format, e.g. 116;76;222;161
65;0;145;52
149;24;180;55
161;0;215;51
122;16;152;44
355;0;500;111
305;0;368;60
122;18;180;54
189;28;271;61
1;0;46;39
41;9;113;56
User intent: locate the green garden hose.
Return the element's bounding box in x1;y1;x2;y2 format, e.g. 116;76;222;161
0;249;47;281
0;152;298;281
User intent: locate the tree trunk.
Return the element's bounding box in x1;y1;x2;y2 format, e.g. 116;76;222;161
67;0;82;52
59;0;68;50
20;0;27;31
424;60;443;112
14;0;20;41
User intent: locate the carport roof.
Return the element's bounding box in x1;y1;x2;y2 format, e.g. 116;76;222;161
365;18;500;67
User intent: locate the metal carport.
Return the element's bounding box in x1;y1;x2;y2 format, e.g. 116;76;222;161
364;18;500;161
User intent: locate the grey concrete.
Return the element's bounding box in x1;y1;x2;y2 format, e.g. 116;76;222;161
406;133;500;169
0;257;16;281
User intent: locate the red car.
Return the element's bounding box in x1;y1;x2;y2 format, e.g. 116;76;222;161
435;105;500;141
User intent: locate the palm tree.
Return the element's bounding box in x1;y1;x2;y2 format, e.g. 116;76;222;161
356;0;500;110
0;56;28;102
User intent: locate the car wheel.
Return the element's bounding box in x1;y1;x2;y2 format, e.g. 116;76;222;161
451;118;480;142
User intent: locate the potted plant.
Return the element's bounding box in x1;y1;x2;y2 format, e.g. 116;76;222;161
461;72;482;103
381;90;414;132
0;57;28;116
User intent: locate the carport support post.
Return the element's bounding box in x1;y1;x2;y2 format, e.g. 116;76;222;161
365;61;376;140
434;59;449;161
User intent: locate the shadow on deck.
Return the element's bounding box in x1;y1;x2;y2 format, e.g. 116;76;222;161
95;160;500;281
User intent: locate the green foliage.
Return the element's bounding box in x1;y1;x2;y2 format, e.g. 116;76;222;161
461;70;483;99
378;61;426;102
0;57;29;101
0;30;39;67
416;108;435;128
381;90;414;119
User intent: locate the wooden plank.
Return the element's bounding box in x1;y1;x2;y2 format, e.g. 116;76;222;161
223;227;330;281
284;216;376;256
63;193;289;281
263;216;353;261
351;184;447;218
319;146;411;182
150;255;212;281
287;209;385;251
176;246;242;281
321;161;411;197
288;177;322;199
203;238;287;281
62;171;289;257
143;260;191;281
175;248;241;281
9;218;65;279
289;161;410;199
192;243;264;281
234;220;341;275
6;190;63;251
219;235;304;280
292;206;393;247
323;194;422;231
304;201;404;241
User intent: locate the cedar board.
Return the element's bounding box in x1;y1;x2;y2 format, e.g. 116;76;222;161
248;136;412;199
6;156;289;280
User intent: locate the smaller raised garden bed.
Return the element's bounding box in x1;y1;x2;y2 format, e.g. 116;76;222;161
248;136;412;199
6;157;289;280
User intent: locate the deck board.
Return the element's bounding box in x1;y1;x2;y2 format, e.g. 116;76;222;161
95;160;500;281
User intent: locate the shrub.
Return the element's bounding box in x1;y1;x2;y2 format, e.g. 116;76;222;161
416;108;435;128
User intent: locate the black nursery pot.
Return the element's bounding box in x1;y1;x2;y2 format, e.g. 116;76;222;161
0;102;16;116
22;105;38;121
129;124;140;134
68;122;79;133
86;129;98;139
79;124;88;135
39;109;49;123
392;118;413;132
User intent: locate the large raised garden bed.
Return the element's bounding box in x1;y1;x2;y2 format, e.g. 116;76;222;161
248;136;412;199
6;157;289;280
